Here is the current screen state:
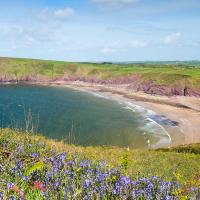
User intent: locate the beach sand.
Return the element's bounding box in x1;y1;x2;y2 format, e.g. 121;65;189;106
47;80;200;148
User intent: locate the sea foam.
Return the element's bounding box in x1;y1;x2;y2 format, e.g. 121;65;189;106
85;90;171;149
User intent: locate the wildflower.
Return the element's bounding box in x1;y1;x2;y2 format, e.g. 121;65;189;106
120;176;131;187
67;160;74;167
0;192;3;200
163;196;171;200
15;146;23;153
32;181;45;191
7;183;14;189
41;191;46;197
59;153;66;163
19;190;25;199
83;196;88;200
165;182;171;187
54;180;59;189
79;160;88;168
132;191;136;198
16;161;23;168
86;169;92;174
46;172;53;179
22;176;27;181
112;189;117;195
31;153;38;158
97;173;105;182
7;183;24;199
84;179;91;188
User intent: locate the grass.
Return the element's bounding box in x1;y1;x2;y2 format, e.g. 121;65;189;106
157;143;200;154
0;128;200;199
0;57;200;90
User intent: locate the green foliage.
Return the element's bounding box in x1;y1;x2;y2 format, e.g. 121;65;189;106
24;161;45;176
1;128;200;199
1;128;200;186
120;154;129;171
0;57;200;89
157;143;200;154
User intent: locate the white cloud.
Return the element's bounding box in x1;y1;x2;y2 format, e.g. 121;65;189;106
100;40;148;53
37;7;75;21
101;47;116;53
163;32;181;44
54;8;75;20
91;0;138;6
129;40;148;48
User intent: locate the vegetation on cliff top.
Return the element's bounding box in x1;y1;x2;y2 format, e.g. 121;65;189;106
0;128;200;199
0;57;200;92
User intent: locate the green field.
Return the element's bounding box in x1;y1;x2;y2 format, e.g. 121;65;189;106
1;57;200;90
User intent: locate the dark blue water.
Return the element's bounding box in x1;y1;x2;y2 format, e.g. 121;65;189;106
0;85;170;149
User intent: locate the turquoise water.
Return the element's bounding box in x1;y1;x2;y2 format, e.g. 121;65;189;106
0;85;170;149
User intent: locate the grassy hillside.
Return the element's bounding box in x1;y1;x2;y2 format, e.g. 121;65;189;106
0;57;200;91
0;128;200;199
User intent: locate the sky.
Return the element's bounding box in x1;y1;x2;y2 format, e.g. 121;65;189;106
0;0;200;62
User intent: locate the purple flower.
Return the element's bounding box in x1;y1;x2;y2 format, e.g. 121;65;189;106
67;161;74;167
31;153;38;158
112;189;117;195
132;191;136;198
54;179;59;189
16;146;23;153
163;196;171;200
165;182;171;187
97;173;105;182
79;160;90;168
41;191;46;197
84;179;91;188
47;172;53;178
22;176;27;181
7;183;14;189
0;192;3;199
59;153;66;163
120;176;131;187
83;196;88;200
16;161;22;169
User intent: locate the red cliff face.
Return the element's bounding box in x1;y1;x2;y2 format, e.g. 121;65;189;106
0;74;200;97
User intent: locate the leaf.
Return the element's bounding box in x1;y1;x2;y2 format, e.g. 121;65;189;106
24;161;45;176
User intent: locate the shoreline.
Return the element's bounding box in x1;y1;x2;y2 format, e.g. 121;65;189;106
49;81;200;148
1;80;200;148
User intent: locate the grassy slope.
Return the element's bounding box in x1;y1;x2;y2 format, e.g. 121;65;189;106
0;57;200;89
1;128;200;185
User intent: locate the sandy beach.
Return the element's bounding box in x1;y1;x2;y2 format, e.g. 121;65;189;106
45;80;200;148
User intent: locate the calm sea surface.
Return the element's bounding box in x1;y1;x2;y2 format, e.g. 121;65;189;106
0;85;170;149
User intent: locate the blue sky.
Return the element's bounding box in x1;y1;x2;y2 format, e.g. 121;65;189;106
0;0;200;61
